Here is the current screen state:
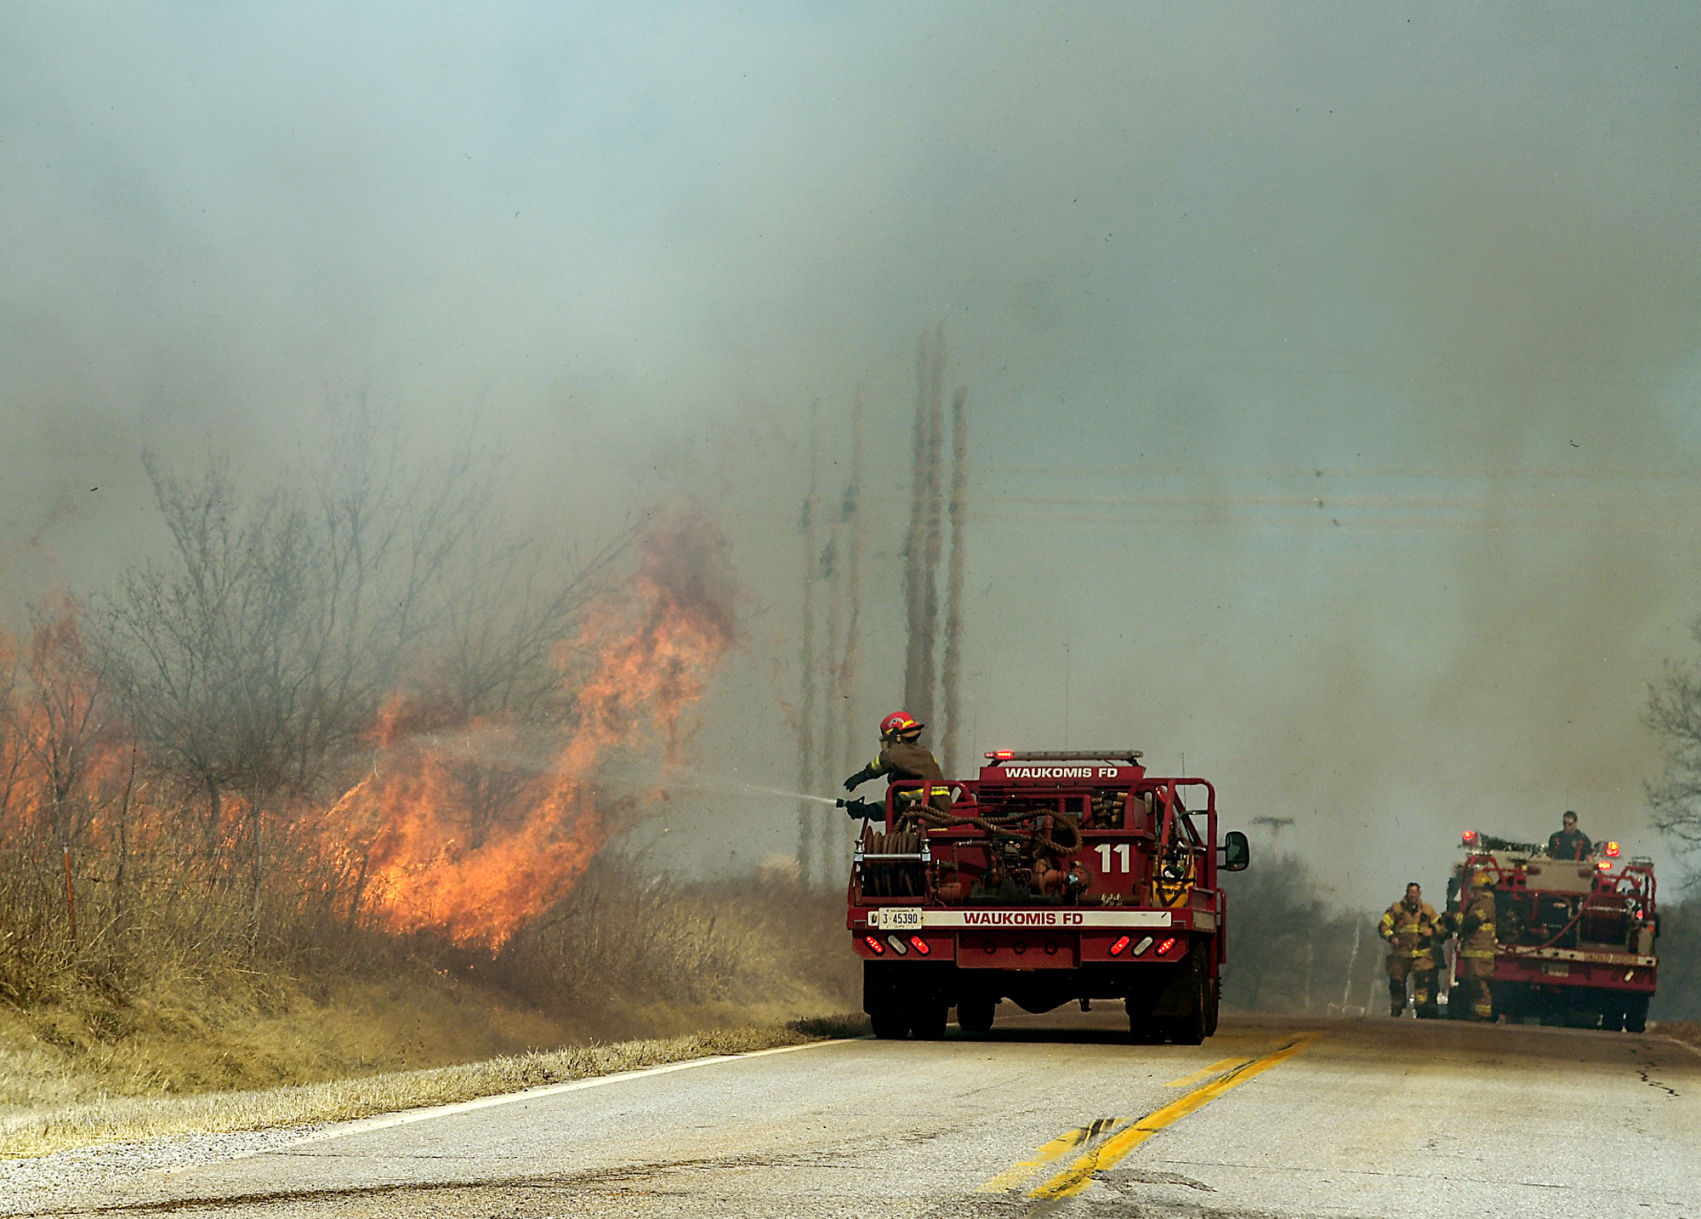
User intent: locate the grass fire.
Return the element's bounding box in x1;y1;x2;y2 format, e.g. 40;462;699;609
0;442;855;1112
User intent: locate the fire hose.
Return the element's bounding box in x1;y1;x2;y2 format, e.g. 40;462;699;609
899;803;1083;858
836;797;1082;857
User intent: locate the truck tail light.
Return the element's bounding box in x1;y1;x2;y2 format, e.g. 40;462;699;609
1133;935;1154;956
1156;936;1177;956
908;935;931;956
1605;841;1620;857
1109;935;1131;956
886;935;909;955
863;935;885;955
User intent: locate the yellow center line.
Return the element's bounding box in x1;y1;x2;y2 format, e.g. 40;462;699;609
1163;1056;1252;1089
975;1117;1121;1193
1029;1033;1321;1199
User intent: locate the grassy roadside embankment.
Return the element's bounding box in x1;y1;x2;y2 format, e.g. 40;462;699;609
0;1014;867;1160
1;860;863;1157
1658;1020;1701;1050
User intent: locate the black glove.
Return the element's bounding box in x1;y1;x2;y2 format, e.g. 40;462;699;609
839;798;879;820
843;774;860;792
843;764;877;792
1462;913;1482;935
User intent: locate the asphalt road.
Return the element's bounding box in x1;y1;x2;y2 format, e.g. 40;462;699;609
20;1011;1701;1219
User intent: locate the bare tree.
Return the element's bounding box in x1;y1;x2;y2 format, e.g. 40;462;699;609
14;598;117;847
425;529;627;724
1646;618;1701;857
0;637;23;824
93;413;626;943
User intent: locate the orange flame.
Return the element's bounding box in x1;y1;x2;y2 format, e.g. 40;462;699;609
0;595;129;840
332;509;738;947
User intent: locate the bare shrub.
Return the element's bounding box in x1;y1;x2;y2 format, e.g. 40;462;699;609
495;857;858;1016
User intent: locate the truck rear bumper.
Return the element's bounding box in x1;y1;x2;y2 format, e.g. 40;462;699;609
852;928;1193;967
1491;944;1656;994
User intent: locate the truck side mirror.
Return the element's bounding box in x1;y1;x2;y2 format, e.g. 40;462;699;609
1220;830;1250;872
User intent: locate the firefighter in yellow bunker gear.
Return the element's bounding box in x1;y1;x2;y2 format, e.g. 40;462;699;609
843;712;952;813
1446;871;1499;1022
1379;882;1441;1016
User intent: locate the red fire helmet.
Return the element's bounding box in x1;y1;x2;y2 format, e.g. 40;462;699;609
880;711;922;738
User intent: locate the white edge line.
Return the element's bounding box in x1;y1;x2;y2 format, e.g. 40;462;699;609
198;1038;857;1164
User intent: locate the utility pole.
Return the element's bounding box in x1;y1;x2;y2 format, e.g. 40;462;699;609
797;399;821;887
941;387;968;774
837;386;867;864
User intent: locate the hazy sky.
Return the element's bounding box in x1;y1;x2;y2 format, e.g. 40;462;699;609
5;3;1701;905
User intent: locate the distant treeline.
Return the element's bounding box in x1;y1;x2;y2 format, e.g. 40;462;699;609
1219;853;1384;1016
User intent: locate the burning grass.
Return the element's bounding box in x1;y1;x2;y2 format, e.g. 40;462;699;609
0;858;859;1151
0;484;867;1160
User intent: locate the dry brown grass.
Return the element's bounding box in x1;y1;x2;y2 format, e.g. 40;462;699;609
0;963;583;1108
0;851;863;1162
0;1014;868;1160
1655;1020;1701;1049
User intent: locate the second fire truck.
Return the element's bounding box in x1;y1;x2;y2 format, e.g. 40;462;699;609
1446;831;1658;1031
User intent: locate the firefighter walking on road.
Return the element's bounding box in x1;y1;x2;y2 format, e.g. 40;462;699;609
1448;871;1499;1022
1379;882;1440;1017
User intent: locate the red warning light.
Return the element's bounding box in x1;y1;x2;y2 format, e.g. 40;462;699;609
1155;936;1178;956
909;936;931;956
1597;859;1613;872
985;750;1016;761
1605;841;1620;858
863;935;885;955
1109;935;1132;956
1461;830;1478;845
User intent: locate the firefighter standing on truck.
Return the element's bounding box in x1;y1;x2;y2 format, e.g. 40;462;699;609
1447;871;1499;1022
1379;882;1440;1017
843;712;952;813
1547;810;1593;861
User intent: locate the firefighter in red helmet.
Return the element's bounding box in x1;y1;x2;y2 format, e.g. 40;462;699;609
843;712;952;813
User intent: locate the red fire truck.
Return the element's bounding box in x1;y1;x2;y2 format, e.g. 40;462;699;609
1447;831;1658;1031
840;750;1249;1043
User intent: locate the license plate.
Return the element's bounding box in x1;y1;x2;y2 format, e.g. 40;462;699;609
870;908;922;931
1541;962;1570;977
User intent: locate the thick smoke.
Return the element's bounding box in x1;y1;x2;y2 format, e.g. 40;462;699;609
5;6;1701;908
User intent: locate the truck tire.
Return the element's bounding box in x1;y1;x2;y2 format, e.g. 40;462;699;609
956;996;996;1034
1125;991;1160;1042
1162;945;1210;1045
1169;969;1208;1046
910;1002;948;1040
1624;994;1649;1034
870;1007;909;1039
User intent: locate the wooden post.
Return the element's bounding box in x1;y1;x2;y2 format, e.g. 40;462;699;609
63;846;77;945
